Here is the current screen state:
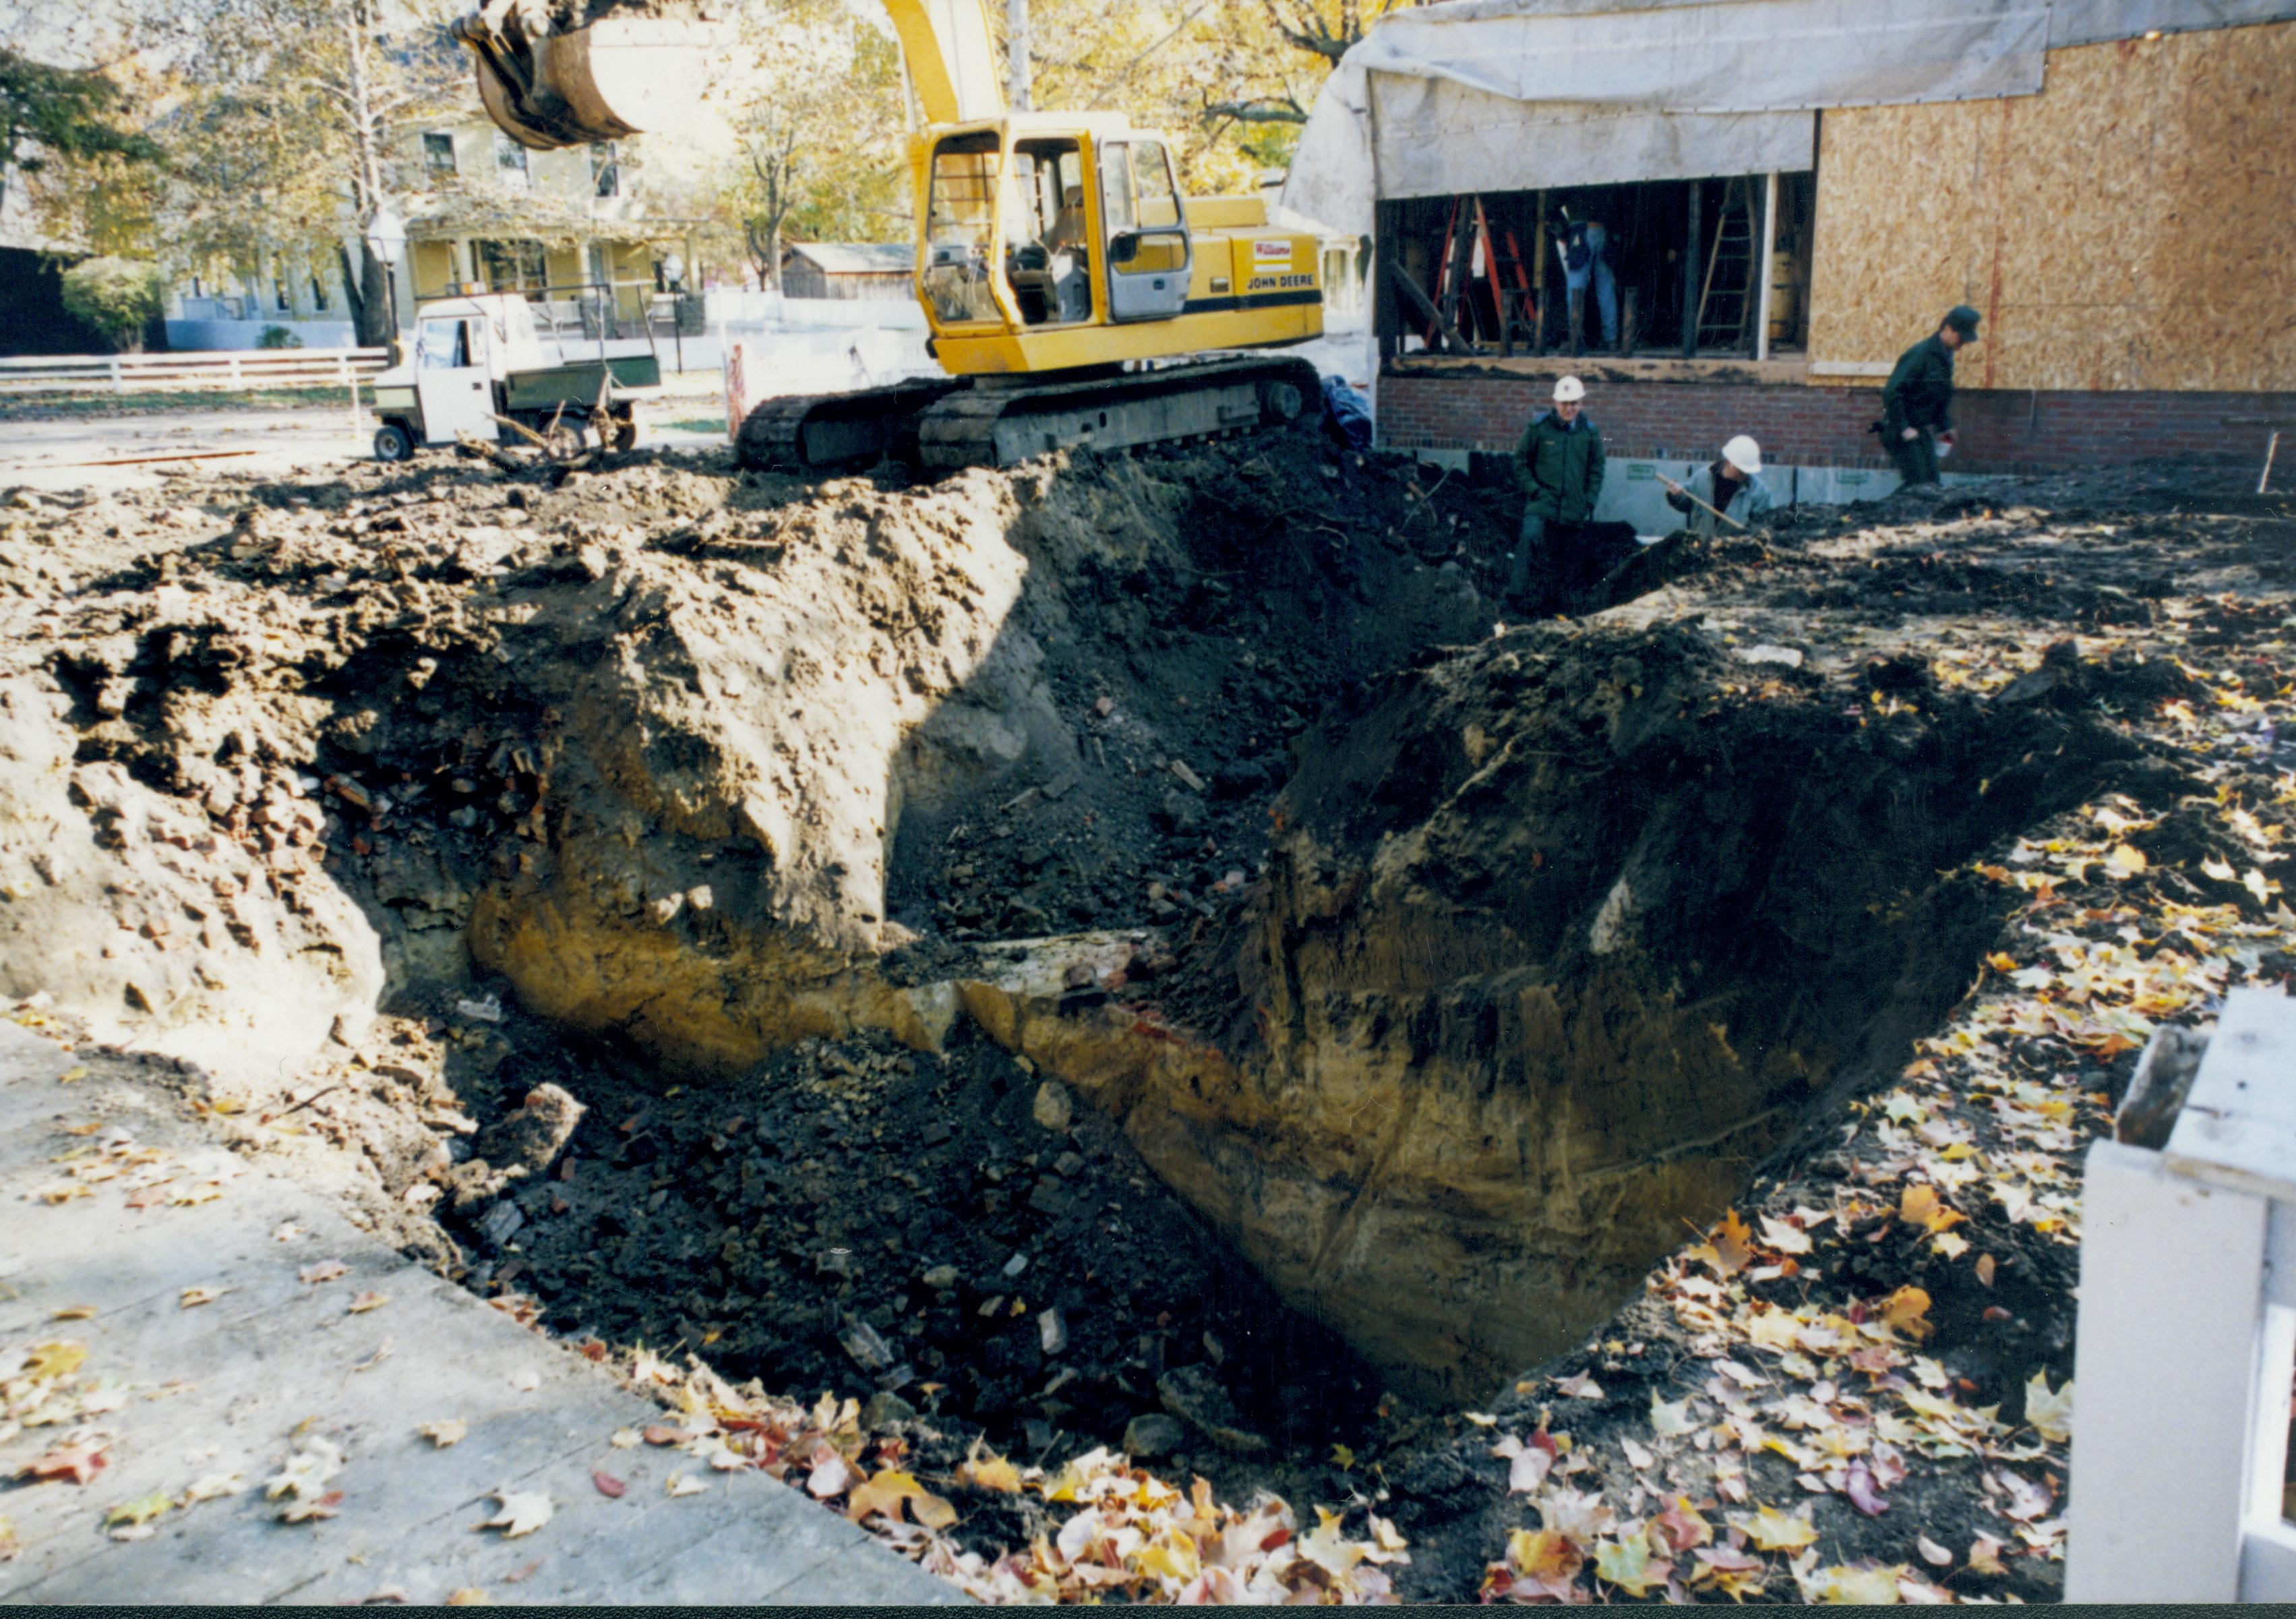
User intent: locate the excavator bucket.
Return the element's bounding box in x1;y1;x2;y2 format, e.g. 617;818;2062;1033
453;9;717;150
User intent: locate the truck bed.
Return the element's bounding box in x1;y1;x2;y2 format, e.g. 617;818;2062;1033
504;353;663;410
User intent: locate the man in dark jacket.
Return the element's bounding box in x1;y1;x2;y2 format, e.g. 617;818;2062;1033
1511;373;1605;607
1881;305;1981;489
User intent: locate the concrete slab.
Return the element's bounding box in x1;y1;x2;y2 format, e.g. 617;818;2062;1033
0;1022;961;1605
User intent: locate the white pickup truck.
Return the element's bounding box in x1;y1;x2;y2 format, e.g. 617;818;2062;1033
368;291;667;461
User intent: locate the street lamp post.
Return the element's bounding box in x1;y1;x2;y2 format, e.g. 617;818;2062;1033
363;203;409;361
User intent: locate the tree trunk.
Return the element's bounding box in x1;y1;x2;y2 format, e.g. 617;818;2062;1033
337;243;369;334
353;244;395;348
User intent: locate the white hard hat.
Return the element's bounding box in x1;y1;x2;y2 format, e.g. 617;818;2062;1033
1722;434;1763;474
1552;375;1585;403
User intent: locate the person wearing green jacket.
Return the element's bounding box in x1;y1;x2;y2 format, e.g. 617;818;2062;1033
1509;374;1605;606
1881;305;1981;489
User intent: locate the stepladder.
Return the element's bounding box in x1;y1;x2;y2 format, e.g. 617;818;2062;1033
2066;987;2296;1599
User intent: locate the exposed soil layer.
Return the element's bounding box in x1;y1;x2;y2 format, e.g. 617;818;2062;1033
5;442;2295;1600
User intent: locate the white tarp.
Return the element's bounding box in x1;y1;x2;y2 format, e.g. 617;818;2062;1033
1283;0;2296;236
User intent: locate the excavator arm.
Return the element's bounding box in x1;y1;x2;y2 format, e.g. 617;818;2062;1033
455;0;1003;150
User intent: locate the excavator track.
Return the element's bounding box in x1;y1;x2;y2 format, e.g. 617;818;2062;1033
734;357;1324;476
735;378;962;473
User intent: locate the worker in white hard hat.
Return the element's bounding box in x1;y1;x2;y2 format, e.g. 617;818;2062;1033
1509;374;1606;608
1662;433;1777;540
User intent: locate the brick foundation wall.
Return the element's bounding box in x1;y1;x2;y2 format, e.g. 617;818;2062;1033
1378;370;2296;475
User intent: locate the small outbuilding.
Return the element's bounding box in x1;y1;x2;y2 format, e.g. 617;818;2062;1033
778;243;917;301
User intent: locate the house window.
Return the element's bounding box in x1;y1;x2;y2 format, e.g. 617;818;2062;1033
495;132;530;190
590;142;619;199
476;238;547;293
275;278;291;313
423;132;458;178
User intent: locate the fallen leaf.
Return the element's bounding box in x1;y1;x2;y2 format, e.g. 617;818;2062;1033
1879;1285;1934;1341
665;1473;707;1497
417;1419;466;1449
1995;1469;2053;1522
475;1490;553;1539
1916;1533;1953;1567
1732;1503;1819;1552
1594;1535;1670;1597
1491;1432;1554;1494
1621;1435;1655;1470
502;1558;544;1585
24;1340;88;1380
444;1589;489;1606
0;1518;17;1562
1710;1209;1755;1276
608;1429;641;1450
21;1443;107;1485
1975;1253;1998;1287
266;1438;344;1521
49;1305;98;1321
1554;1370;1604;1399
179;1472;243;1504
592;1471;626;1499
847;1468;958;1531
299;1261;348;1285
1647;1390;1702;1439
103;1490;174;1539
2109;844;2148;877
2024;1371;2074;1444
1844;1460;1890;1517
347;1292;389;1314
1967;1534;2010;1576
957;1452;1022;1493
1803;1560;1907;1603
180;1285;226;1308
280;1490;343;1523
1652;1498;1712;1554
1759;1215;1812;1256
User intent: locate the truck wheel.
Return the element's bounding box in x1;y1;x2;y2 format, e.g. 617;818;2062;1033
611;413;640;452
373;423;415;463
544;420;585;459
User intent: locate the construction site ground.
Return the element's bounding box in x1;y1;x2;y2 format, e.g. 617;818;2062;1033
2;421;2292;1602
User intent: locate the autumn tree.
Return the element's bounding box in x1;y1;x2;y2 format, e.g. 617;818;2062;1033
0;47;160;218
1197;0;1426;167
147;0;465;343
699;0;908;290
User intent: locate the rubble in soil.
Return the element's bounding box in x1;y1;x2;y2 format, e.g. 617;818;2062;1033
5;441;2296;1601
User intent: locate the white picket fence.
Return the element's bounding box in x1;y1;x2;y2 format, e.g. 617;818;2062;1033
0;347;391;397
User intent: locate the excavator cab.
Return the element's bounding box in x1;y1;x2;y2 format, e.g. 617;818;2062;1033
920;120;1197;349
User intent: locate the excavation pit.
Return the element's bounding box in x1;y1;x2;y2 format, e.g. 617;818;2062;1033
3;433;2278;1595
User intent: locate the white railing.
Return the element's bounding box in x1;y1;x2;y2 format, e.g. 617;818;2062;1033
0;347;391;397
2066;987;2296;1601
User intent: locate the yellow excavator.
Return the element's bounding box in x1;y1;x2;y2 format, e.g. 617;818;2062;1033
450;0;1328;471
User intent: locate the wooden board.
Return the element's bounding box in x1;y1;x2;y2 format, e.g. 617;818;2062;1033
1807;23;2296;392
2167;987;2296;1202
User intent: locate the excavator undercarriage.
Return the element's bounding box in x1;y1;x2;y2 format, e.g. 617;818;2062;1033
733;357;1323;475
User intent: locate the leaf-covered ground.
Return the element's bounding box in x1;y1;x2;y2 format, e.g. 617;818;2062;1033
1368;473;2296;1603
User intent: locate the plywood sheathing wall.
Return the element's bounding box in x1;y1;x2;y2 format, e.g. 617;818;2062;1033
1807;23;2296;392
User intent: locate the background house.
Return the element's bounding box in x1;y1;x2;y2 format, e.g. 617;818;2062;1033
1288;0;2296;488
398;120;706;330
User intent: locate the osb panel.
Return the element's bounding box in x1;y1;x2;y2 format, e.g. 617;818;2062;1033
1808;24;2296;392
